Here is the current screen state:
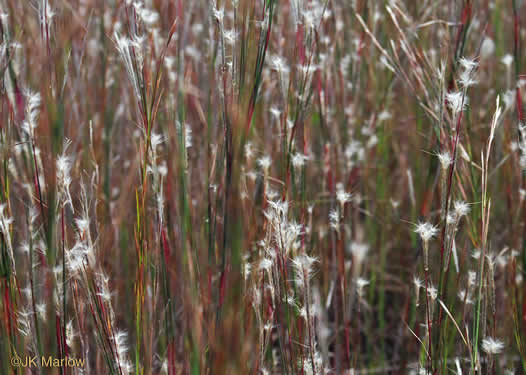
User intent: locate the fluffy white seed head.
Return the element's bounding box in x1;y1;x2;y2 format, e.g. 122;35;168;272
257;155;272;174
22;91;42;137
458;289;473;304
350;241;369;264
355;277;369;298
453;200;470;219
437;151;453;170
427;285;438;300
501;54;514;69
329;209;340;231
414;222;439;242
56;143;74;212
482;337;504;355
480;37;495;59
458;57;478;88
292;254;317;289
446;91;468;116
292;153;308;168
336;187;352;208
259;258;273;272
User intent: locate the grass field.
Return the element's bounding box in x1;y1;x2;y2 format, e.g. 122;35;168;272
1;0;526;374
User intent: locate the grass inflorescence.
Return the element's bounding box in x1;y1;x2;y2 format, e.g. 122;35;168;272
0;0;525;374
